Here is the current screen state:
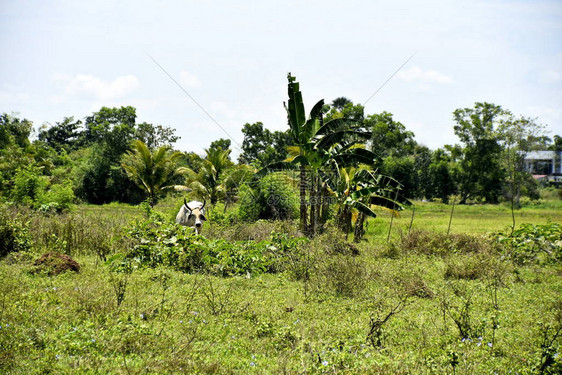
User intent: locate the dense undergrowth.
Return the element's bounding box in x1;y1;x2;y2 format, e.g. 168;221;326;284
1;202;561;374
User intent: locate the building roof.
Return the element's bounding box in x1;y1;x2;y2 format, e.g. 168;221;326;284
524;150;561;160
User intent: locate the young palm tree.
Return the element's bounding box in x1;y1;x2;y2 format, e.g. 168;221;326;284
121;140;185;207
182;147;233;205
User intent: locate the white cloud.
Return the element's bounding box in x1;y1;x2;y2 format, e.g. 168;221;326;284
179;71;202;88
52;73;140;100
397;67;454;84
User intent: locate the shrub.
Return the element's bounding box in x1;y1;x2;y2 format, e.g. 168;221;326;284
39;180;76;212
495;222;562;265
391;230;493;257
238;174;298;222
114;218;285;276
444;254;489;280
11;165;48;207
0;206;32;258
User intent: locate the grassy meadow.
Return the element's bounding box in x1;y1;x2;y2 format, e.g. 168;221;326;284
1;197;561;374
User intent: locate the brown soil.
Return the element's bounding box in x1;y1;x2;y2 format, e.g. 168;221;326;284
33;252;81;276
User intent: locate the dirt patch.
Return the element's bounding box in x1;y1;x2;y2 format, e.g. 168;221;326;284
33;252;80;276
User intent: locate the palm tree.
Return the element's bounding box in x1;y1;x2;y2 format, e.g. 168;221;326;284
182;147;233;205
121;140;185;207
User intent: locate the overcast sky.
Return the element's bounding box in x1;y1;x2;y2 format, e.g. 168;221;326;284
1;0;561;158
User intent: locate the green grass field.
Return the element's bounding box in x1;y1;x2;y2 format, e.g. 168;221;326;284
1;199;561;374
369;200;562;240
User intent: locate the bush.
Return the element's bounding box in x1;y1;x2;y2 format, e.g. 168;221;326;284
113;218;291;276
495;222;562;265
39;180;76;212
0;206;32;258
389;230;493;257
11;166;48;207
238;174;298;222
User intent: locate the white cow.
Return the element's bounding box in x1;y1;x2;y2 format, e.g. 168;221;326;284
175;199;207;234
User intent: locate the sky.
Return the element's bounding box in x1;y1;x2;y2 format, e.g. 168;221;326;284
1;0;561;158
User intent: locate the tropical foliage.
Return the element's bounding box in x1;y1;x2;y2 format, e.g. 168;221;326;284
257;74;410;236
121;140;185;207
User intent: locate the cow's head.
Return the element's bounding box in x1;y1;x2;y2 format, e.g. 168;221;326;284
184;198;206;233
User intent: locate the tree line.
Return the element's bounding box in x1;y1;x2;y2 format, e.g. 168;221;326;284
1;75;560;225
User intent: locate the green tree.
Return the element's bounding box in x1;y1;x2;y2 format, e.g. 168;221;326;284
239;122;293;167
325;99;365;124
121;140;185;207
239;122;271;165
135;122;179;149
77;106;142;204
0;113;33;149
497;114;545;215
367;111;416;158
0;114;34;197
452;102;506;203
331;97;352;111
381;156;416;197
81;106;137;156
38;117;82;152
209;138;231;153
547;135;562;151
11;165;48;207
427;148;457;202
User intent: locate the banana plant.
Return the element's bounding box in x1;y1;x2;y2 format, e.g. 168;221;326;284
256;74;376;236
321;165;410;240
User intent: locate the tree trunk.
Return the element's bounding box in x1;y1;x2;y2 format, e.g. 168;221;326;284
319;183;330;229
353;211;366;243
299;166;308;235
337;204;352;239
310;172;320;236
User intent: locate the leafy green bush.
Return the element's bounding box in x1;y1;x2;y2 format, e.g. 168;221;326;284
39;179;76;212
238;174;298;221
11;165;48;207
496;222;562;265
0;206;32;258
113;218;296;276
10;166;75;212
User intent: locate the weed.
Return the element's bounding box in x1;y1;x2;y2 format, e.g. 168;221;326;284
393;229;493;257
366;295;410;348
495;222;562;265
532;300;562;374
200;276;249;316
309;254;368;298
0;206;32;258
440;283;485;340
110;273;129;308
394;266;435;299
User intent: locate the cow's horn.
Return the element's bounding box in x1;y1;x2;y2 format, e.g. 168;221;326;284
201;199;206;209
183;198;191;211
